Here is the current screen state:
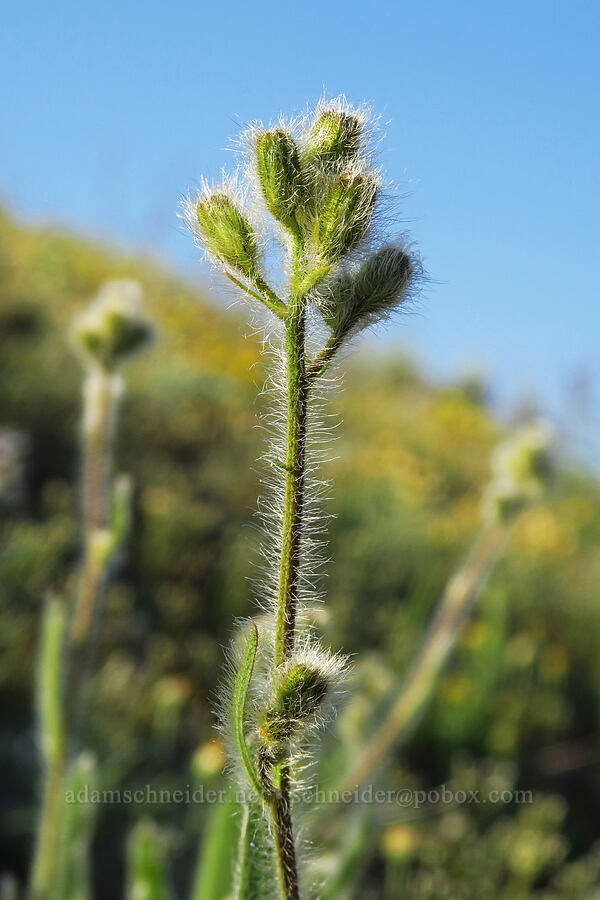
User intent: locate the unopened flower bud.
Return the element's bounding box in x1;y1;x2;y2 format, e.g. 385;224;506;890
482;423;555;524
315;172;377;262
72;281;153;372
303;110;362;166
255;129;304;230
259;662;330;762
318;244;417;339
89;528;113;569
196;194;260;280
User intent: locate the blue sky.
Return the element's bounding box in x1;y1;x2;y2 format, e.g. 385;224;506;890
1;0;598;435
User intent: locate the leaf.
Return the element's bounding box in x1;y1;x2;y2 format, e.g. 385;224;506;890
234;803;278;900
232;623;272;802
54;753;97;900
190;784;241;900
126;820;173;900
38;596;65;765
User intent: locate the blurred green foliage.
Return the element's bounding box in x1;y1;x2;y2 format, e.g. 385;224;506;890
1;208;600;897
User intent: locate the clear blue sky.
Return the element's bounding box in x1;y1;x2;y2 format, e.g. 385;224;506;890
1;0;598;434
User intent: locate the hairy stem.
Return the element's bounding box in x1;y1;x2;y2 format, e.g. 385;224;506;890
274;297;308;667
269;241;312;899
342;524;507;791
271;769;300;900
306;334;343;382
225;272;287;320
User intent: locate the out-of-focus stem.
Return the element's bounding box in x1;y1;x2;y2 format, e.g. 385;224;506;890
66;371;120;736
342;524;508;792
30;372;121;900
30;599;66;900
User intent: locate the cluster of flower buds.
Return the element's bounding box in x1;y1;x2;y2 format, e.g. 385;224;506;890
72;280;154;372
482;423;555;524
251;106;376;262
186;101;421;350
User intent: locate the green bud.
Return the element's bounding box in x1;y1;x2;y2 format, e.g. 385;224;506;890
255;129;304;230
482;423;555;524
259;663;330;762
196;194;260;279
303;109;362;166
88;528;113;569
315;172;377;263
72;281;154;372
276;663;329;720
318;245;416;339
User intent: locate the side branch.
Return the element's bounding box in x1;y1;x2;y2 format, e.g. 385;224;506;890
225;272;287;320
306;334;344;383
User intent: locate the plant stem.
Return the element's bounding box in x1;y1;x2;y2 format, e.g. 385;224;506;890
342;524;507;792
29;372;118;900
306;334;343;382
30;598;66;900
271;769;300;900
66;371;116;737
274;297;308;668
30;758;65;899
270;240;311;899
225;272;287;319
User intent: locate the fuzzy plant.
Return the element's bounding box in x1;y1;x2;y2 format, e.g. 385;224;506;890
183;98;421;899
333;421;556;794
28;281;153;900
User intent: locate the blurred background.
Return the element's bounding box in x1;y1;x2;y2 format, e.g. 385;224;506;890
1;1;599;897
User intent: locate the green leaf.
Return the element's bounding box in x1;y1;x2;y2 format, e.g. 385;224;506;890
126;820;173;900
232;623;272;801
38;597;65;765
234;803;278;900
54;754;97;900
190;784;241;900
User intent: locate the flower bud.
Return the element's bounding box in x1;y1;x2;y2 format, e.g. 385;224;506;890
72;281;154;372
196;194;260;279
303;110;362;166
482;423;555;524
259;662;330;762
255;129;304;230
315;172;377;263
318;245;416;339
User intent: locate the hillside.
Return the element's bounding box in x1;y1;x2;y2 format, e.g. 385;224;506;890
1;207;600;895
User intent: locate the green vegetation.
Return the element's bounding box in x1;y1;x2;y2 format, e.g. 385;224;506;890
1;194;600;897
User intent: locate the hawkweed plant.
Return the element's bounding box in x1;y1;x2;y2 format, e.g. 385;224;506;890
29;281;153;900
183;98;421;898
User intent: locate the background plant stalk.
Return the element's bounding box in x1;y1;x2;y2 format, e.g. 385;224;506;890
342;523;508;793
29;371;118;900
67;370;117;733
